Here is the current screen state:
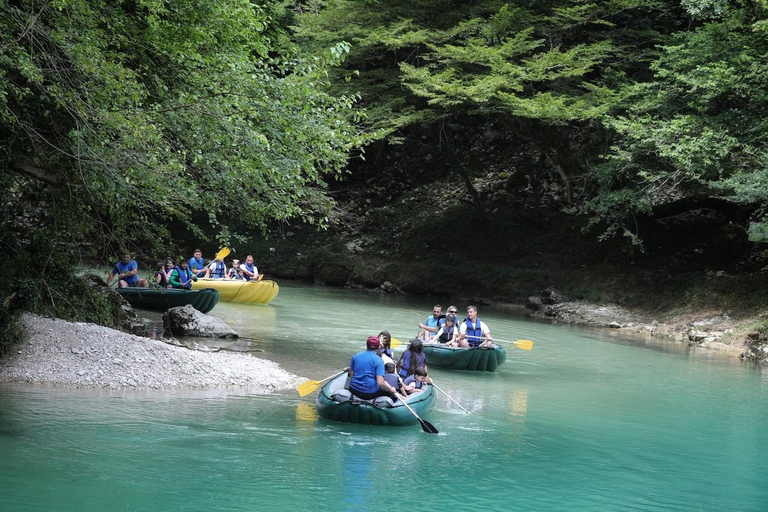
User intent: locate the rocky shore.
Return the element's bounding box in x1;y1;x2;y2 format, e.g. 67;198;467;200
523;288;757;359
0;314;303;391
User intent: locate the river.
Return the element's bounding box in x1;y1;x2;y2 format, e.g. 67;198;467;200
1;281;767;511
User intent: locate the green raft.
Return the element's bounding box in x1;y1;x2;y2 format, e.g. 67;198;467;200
422;343;506;372
316;373;436;426
116;287;220;314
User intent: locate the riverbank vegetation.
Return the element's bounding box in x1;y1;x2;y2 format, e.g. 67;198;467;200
3;1;768;355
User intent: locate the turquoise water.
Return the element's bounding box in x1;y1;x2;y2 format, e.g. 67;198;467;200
2;281;768;511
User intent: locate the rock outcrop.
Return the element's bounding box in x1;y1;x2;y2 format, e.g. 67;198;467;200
163;305;238;338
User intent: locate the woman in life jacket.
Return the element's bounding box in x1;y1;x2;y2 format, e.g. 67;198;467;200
397;338;428;379
434;314;459;346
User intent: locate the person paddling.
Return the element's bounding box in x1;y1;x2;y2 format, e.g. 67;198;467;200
169;259;198;289
207;256;227;279
239;254;261;281
345;336;399;401
459;305;493;348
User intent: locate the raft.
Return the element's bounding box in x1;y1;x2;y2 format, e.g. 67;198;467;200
116;287;220;314
422;343;506;372
190;278;279;304
316;373;436;426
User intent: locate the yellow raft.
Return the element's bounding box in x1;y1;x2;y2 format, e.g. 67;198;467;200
190;278;280;304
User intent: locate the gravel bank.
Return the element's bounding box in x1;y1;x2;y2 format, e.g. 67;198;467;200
0;314;303;392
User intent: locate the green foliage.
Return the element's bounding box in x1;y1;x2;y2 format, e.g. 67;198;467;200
1;0;359;252
588;3;768;237
0;0;363;332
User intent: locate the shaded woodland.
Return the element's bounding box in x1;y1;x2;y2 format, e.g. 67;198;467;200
3;0;768;351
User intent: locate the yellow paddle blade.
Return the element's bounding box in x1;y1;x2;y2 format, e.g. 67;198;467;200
256;274;264;282
514;339;534;350
390;338;402;348
297;380;322;397
215;247;230;261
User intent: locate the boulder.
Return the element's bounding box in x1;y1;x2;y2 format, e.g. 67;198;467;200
526;296;543;311
540;287;567;305
163;305;238;338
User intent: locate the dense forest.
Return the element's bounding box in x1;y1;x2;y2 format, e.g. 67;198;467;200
3;0;768;352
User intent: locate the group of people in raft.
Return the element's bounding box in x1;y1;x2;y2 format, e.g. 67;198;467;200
344;304;493;402
106;250;263;289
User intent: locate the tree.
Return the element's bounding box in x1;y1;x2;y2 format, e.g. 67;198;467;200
295;0;674;217
587;2;768;243
0;0;358;337
0;0;359;254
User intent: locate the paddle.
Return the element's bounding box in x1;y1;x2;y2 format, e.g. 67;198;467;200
466;336;534;350
214;247;230;261
431;382;471;414
297;370;346;397
395;393;439;434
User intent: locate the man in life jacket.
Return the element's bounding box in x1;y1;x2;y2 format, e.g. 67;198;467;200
345;336;399;400
239;254;261;281
188;248;210;278
459;305;493;348
169;259;198;289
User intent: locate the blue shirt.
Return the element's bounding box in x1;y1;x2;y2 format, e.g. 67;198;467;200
112;259;138;286
425;316;439;328
349;350;385;394
189;257;205;271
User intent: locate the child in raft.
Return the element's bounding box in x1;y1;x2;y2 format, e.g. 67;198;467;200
403;367;431;394
383;362;406;396
432;314;459;346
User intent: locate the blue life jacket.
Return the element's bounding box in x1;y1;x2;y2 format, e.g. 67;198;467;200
438;325;455;344
174;266;193;289
464;317;484;347
398;350;426;378
210;261;226;278
243;262;256;280
403;375;425;389
382;373;399;390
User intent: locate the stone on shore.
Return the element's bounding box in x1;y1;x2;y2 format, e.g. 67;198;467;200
163;305;238;338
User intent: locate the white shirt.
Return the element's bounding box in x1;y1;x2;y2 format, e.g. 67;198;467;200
240;263;258;276
459;319;490;341
207;261;227;276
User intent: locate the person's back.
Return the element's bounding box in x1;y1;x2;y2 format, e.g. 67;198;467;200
349;349;383;394
346;336;397;401
382;362;400;391
397;339;427;379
